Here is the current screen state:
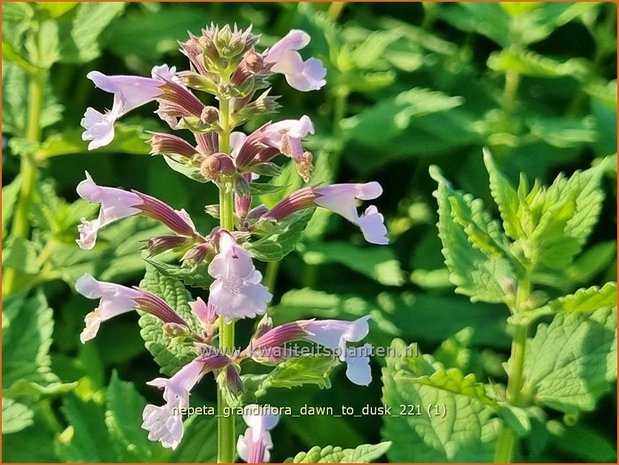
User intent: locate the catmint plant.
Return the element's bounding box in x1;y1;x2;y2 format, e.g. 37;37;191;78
75;24;387;463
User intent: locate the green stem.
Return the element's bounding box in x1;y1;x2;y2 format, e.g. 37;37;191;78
494;278;530;463
3;70;44;296
264;260;280;294
217;95;236;463
328;2;346;21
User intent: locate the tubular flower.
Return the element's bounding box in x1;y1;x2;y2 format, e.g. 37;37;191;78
81;65;176;150
75;274;188;343
207;232;272;323
142;350;230;449
76;171;197;250
263;30;326;92
237;405;280;463
303;317;373;386
313;182;388;245
251;316;373;386
263;182;388;245
234;117;315;181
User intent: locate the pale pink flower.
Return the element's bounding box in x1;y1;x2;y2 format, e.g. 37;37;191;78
314;182;388;245
81;65;175;149
76;171;196;250
75;274;187;343
142;351;229;449
250;316;373;386
263;30;326;91
237;404;279;463
208;232;272;323
303;316;372;386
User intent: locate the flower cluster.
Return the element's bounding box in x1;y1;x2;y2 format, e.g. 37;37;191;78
77;24;387;462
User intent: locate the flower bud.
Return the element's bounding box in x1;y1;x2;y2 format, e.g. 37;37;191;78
176;70;218;95
148;132;197;158
200;153;236;181
181;242;214;268
223;364;244;397
145;235;194;257
163;322;192;338
201;106;220;125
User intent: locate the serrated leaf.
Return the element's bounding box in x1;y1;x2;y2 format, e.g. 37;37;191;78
2;175;21;239
341;88;463;148
57;394;117;462
382;339;500;462
145;259;212;290
488;49;588;79
287;442;392;463
57;2;126;63
3;291;57;389
522;308;617;415
247;209;315;262
301;241;404;286
139;265;200;375
105;371;167;461
242;355;339;404
484;150;527;241
2;237;40;275
430;165;517;303
547;282;617;314
2;398;34;434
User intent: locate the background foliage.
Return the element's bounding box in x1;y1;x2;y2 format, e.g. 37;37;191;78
2;2;617;463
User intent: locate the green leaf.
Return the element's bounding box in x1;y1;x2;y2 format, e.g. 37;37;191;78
38;2;78;17
2;40;37;74
2;237;40;275
300;242;404;286
3;291;57;389
57;393;117;462
487;49;588;80
145;258;213;290
430;165;517;303
382;339;500;462
287;442;392;463
139;265;200;375
242;355;339;404
247;209;315;262
57;2;126;63
341;88;463;149
547;282;617;314
105;371;167;461
162;156;208;183
2;174;22;236
2;398;34;434
168;415;218;462
2;60;63;136
523;308;617;415
39;125;151;158
248;182;288;196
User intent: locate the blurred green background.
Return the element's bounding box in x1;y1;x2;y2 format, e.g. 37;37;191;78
2;2;616;463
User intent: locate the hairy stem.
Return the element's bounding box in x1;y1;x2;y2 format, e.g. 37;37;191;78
494;278;531;463
3;71;44;296
217;96;236;463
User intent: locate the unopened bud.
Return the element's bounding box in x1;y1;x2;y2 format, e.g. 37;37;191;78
181;242;214;267
145;235;193;256
200;153;236;180
148;132;197;158
163;322;191;338
201;106;220;125
295;151;314;183
224;364;244;397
